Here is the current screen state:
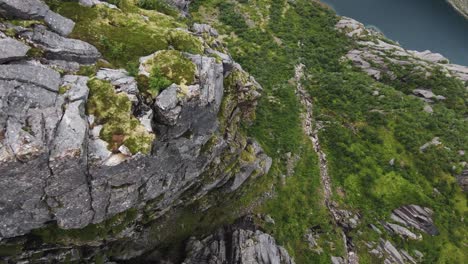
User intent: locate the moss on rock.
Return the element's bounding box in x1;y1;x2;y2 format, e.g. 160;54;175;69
167;30;204;54
143;50;197;85
87;79;154;154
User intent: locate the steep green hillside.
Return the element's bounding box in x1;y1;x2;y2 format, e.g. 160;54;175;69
1;0;465;263
190;0;467;263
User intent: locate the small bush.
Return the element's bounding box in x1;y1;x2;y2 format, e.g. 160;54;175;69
167;30;204;54
137;0;179;16
148;67;173;96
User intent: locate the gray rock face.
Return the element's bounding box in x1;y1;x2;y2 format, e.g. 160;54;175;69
0;0;74;36
192;23;219;37
21;25;100;64
0;37;30;63
391;205;439;235
0;2;271;263
183;217;295;264
0;51;269;243
44;9;75;37
383;222;422;240
0;64;61;92
366;238;420;264
0;64;62;237
0;0;49;20
96;68;139;102
165;0;192;16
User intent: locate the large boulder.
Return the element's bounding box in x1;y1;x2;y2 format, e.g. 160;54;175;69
0;37;30;63
21;25;100;64
44;9;75;36
0;0;48;20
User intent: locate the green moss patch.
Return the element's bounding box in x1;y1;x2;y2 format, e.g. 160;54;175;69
143;50;197;85
167;30;204;54
87;79;154;154
49;2;199;70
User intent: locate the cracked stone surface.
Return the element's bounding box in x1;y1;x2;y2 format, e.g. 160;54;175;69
0;37;30;63
184;216;295;264
21;25;101;64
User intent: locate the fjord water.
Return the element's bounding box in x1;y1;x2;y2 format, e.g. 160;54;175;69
322;0;468;65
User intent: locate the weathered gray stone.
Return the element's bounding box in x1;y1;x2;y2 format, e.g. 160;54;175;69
0;0;49;20
21;25;100;64
62;75;90;102
420;137;442;152
44;9;75;36
230;141;272;191
96;68;138;102
391;205;439;235
165;0;192;16
192;23;219;37
383;222;422;240
331;256;345;264
184;216;295;264
381;239;404;264
0;64;63;237
47;59;81;73
154;84;182;126
0;64;61;92
0;37;30;63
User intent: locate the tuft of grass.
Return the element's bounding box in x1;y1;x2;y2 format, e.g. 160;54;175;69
87;79;154;154
142;50;197;85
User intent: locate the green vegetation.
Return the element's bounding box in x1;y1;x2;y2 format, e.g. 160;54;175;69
167;30;204;54
87;79;154;154
137;0;179;17
24;0;466;263
145;50;196;84
31;209;138;244
191;0;467;262
49;1;201;71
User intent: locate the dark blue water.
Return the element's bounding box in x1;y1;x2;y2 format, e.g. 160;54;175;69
322;0;468;65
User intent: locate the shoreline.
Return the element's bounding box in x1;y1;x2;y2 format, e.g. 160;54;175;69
447;0;468;19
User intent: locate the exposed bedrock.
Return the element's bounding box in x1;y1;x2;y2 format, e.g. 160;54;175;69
183;216;295;264
0;0;75;36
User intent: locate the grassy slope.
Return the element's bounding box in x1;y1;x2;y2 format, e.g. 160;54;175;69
191;0;467;263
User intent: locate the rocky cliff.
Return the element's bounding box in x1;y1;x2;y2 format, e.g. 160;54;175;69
0;0;467;263
0;0;279;262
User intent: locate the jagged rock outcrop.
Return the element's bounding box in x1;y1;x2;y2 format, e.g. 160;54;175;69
20;25;101;64
0;0;75;36
382;222;422;240
183;216;295;264
448;0;468;18
335;17;468;83
0;1;272;262
365;239;420;264
391;205;439;236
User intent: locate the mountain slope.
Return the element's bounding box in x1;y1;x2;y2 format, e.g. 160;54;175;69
0;0;466;263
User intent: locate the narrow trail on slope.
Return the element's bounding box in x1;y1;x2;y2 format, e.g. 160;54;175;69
294;64;359;264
